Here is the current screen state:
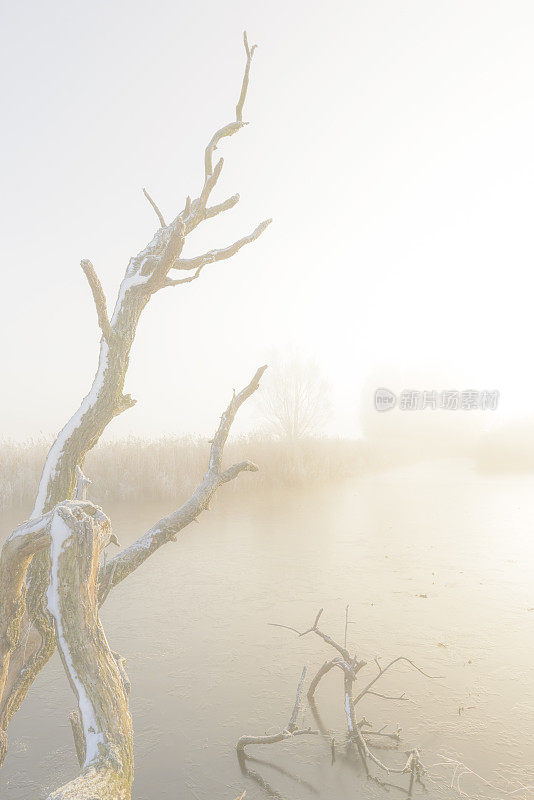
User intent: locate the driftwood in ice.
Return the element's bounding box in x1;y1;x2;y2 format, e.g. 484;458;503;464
236;608;437;797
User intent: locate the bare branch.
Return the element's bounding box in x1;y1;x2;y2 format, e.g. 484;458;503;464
362;726;402;741
80;259;113;343
353;720;417;776
164;266;203;288
198;156;224;212
208;364;268;473
114;393;137;417
287;665;307;732
353;656;443;706
307;659;338;700
236;666;318;752
205;122;245;180
219;460;259;484
236;31;257;122
142;187;166;228
366;690;409;702
174;219;271;272
203;30;257;187
269;608;359;664
205;193;240;220
256;606;434;794
97;365;268;599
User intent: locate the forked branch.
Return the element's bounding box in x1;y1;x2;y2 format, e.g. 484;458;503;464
241;607;441;797
97;365;268;601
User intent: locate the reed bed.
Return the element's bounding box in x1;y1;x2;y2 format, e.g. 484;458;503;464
0;436;367;513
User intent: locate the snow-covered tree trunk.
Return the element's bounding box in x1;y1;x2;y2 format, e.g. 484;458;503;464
44;503;134;800
0;31;270;798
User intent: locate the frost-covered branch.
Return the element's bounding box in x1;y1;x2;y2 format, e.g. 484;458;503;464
80;259;113;343
142;187;166;228
353;656;442;706
41;502;133;800
97;365;267;601
236;32;257;122
205;31;256;179
172;219;272;273
205;193;240;220
236;666;318;753
251;607;438;797
269;607;366;671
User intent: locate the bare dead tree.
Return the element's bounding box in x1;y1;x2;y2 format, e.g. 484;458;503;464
255;354;331;439
237;608;440;797
0;31;270;800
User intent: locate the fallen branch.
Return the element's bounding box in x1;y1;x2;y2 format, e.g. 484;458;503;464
236;666;318;753
240;606;441;797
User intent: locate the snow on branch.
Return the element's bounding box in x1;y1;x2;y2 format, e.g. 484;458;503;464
42;502;133;799
204;193;240;220
80;259;113;343
97;365;268;601
171;219;272;274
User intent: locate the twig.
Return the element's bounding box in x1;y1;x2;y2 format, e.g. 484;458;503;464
236;31;257;122
269;608;353;662
353;656;443;706
366;690;409;702
142;187;166;228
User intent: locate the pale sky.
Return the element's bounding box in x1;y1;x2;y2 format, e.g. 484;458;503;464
2;0;534;440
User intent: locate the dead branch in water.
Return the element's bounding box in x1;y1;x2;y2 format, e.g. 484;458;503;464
238;607;439;797
236;666;319;752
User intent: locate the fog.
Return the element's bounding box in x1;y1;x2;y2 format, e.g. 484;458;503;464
2;0;534;441
2;4;534;798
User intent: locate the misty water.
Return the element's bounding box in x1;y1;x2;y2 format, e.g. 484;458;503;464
1;459;533;799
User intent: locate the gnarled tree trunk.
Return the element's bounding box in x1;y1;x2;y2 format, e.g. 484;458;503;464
0;30;270;799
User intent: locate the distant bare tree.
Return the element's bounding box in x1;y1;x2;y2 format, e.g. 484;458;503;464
0;32;269;800
256;355;331;439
